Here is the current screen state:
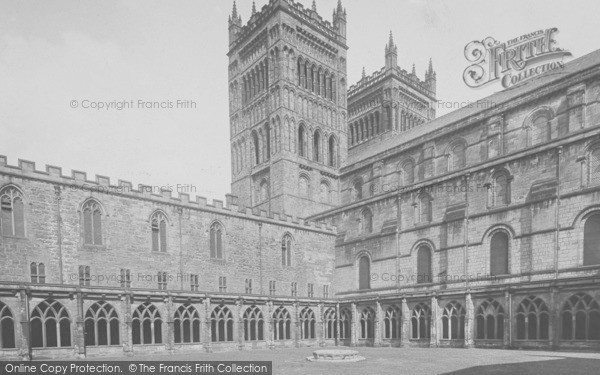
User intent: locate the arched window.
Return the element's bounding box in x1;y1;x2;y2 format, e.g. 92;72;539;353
490;231;509;275
416;194;432;223
265;123;271;160
339;308;351;339
0;302;15;348
359;307;375;339
383;306;401;339
210;222;223;259
362;209;373;234
150;211;167;252
211;305;233;342
243;306;264;341
532;115;550;145
328;135;336;167
358;255;370;290
324;308;336;339
561;293;600;341
411;302;431;339
584;213;600;266
319;182;330;203
174;304;201;344
476;298;505;340
0;186;25;237
516;296;549;340
313;131;321;162
252;131;260;165
590;147;600;185
488;171;511;207
132;302;162;345
31;299;71;348
416;245;432;284
272;307;291;340
259;180;269;202
298;125;307;157
84;301;119;346
402;161;415;185
442;301;465;340
281;234;292;267
300;307;316;339
299;175;310;198
352;180;362;201
448;143;466;171
82;199;103;245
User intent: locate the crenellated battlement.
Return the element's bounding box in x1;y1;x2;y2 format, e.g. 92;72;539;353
0;155;336;234
348;65;433;99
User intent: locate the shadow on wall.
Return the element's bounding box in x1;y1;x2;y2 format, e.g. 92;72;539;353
443;357;600;375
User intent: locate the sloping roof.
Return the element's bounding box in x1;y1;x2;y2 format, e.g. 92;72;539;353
346;49;600;166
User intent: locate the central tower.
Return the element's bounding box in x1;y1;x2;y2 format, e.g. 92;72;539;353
228;0;348;218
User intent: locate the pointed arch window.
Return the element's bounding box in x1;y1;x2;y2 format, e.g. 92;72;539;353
328;135;336;167
281;234;292;267
243;306;264;341
84;301;119;346
82;199;103;245
584;213;600;266
0;186;25;237
210;222;224;259
298;125;307;157
174;304;201;343
383;306;401;339
516;296;549;340
272;307;291;340
358;255;370;290
411;302;431;339
476;298;505;340
490;231;509;275
416;244;432;284
561;293;600;341
31;299;71;348
339;308;351;339
313;131;321;162
211;305;233;342
359;307;375;339
324;308;337;339
151;211;168;252
442;301;465;340
0;302;15;348
132;302;162;345
300;307;316;339
252;131;260;165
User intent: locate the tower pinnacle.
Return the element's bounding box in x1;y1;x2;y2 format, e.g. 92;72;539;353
312;0;317;12
232;1;238;19
251;1;256;15
385;31;398;70
412;64;416;75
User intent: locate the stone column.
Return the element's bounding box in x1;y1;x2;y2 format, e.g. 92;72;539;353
293;302;300;348
504;291;511;348
122;294;133;356
165;296;174;354
203;298;212;353
236;299;244;350
464;293;474;348
374;300;383;347
318;303;325;347
335;303;340;347
75;292;85;358
401;298;410;347
550;288;559;350
430;295;439;348
18;288;31;360
350;302;358;347
266;301;274;349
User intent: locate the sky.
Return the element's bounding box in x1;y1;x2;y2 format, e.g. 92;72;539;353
1;0;599;201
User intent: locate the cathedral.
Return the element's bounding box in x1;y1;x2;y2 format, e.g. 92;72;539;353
1;0;600;359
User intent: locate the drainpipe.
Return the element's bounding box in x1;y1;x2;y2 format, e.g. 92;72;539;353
554;147;562;280
54;186;64;284
464;173;470;291
258;223;263;295
178;207;184;290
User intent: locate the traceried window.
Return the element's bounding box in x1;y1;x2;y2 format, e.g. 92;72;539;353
243;306;264;341
339;308;351;339
359;307;375;339
211;305;233;342
281;234;292;267
84;301;119;346
416;245;432;284
583;213;600;266
82;199;103;245
516;296;549;340
324;308;336;339
272;307;291;340
31;299;71;348
383;306;401;340
299;307;316;339
561;293;600;341
210;222;224;259
490;231;509;275
476;298;505;340
151;211;168;252
30;262;46;284
132;302;162;345
0;302;15;348
442;301;465;340
411;302;431;339
0;186;25;237
174;304;201;344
